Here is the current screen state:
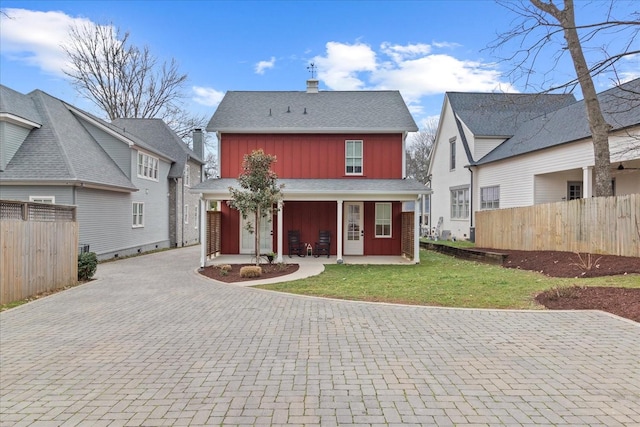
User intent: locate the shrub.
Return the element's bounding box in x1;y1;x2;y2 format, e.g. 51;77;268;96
78;252;98;281
218;264;232;276
240;265;262;278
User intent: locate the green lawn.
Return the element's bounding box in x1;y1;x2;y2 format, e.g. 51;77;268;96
257;249;640;309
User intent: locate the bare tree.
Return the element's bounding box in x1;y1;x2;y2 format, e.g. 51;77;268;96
490;0;640;197
63;22;206;130
406;117;438;185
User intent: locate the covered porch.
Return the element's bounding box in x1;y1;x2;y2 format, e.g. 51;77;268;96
193;178;430;268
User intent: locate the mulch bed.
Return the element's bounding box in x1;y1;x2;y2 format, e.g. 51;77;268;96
199;263;299;283
475;248;640;322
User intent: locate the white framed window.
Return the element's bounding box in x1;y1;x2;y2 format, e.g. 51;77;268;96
132;202;144;228
450;187;469;219
184;204;189;224
567;181;582;200
345;140;363;175
29;196;55;204
137;151;159;181
480;186;500;210
375;203;392;238
449;137;456;170
184;164;191;187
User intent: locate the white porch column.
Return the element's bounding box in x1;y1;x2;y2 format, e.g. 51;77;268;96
414;198;420;263
336;199;343;263
276;200;284;263
583;166;593;198
199;198;207;268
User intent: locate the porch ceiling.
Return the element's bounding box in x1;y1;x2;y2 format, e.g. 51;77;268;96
191;178;430;201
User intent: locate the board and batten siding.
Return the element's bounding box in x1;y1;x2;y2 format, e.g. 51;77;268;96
0;121;32;170
79;120;132;178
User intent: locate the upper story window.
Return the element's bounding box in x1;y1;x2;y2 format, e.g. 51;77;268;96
184;164;191;187
480;186;500;210
450;187;469;219
449;137;456;170
137;151;159;181
345;140;363;175
375;203;392;238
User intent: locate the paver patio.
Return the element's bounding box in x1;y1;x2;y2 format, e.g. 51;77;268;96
1;246;639;426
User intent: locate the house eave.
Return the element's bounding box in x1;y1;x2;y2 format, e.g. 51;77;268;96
0;112;42;129
207;127;417;134
0;179;138;193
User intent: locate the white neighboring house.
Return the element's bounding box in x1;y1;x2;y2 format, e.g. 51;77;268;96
428;78;640;241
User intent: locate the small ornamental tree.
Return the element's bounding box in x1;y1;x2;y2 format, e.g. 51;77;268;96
227;149;283;265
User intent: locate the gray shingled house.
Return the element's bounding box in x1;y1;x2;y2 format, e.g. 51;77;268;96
428;78;640;241
0;84;204;259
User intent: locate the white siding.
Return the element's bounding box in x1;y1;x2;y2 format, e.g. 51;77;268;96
474;137;505;161
429;98;473;239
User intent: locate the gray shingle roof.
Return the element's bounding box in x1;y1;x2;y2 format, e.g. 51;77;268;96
112;118;204;178
0;88;137;191
192;178;429;198
448;92;576;137
475;78;640;165
207;90;418;133
0;84;42;125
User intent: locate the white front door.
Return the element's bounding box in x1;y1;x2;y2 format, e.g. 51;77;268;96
240;213;273;254
343;202;364;255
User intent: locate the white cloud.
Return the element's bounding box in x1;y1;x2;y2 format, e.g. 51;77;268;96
312;41;517;120
255;57;276;74
192;86;225;107
312;42;377;90
380;42;431;63
0;8;94;76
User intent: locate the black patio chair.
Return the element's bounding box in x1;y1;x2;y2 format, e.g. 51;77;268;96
288;230;306;257
314;230;331;258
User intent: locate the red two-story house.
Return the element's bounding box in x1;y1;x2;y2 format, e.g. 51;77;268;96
192;79;428;266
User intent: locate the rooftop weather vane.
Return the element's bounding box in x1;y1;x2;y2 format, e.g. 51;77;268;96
307;62;317;79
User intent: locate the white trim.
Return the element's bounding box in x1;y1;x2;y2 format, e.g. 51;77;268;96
345;140;363;176
132;202;144;228
137;151;159;181
184;204;189;224
29;196;55;204
374;202;392;238
0;112;41;129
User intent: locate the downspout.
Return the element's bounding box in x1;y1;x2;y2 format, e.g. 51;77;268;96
469;167;474;228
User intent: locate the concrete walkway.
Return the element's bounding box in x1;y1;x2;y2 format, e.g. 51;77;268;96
1;246;638;426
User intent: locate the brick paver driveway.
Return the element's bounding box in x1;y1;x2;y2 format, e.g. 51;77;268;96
1;246;639;426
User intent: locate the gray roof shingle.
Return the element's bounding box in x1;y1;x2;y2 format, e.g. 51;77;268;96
448;92;576;137
475;78;640;165
1;88;137;191
208;90;418;133
112;118;204;178
0;84;42;125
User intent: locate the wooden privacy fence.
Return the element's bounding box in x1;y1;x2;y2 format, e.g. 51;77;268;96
1;200;78;305
401;211;414;259
206;210;222;258
475;194;640;257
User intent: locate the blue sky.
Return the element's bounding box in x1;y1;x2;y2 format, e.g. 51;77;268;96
1;0;639;132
